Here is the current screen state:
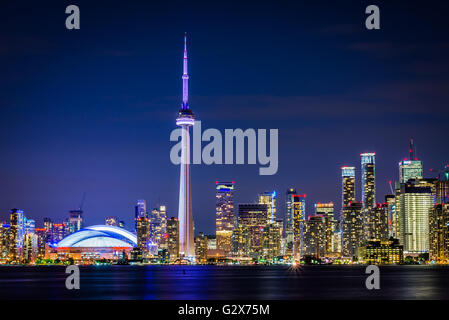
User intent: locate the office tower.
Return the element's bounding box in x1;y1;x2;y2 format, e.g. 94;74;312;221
150;206;167;246
0;224;9;261
361;153;376;210
8;209;24;261
232;225;250;258
68;210;83;234
365;203;389;241
292;194;306;259
135;199;147;230
398;180;434;253
24;218;35;235
436;167;449;204
34;228;46;259
195;232;208;264
341;166;356;209
262;223;281;260
176;34;195;260
43;217;53;243
385;195;399;238
238;204;268;258
303;215;326;258
315;202;337;256
429;204;449;263
23;233;39;263
361;238;404;264
399;139;423;183
136;215;150;257
342;201;364;258
285;188;297;256
216;181;235;255
52;223;66;243
105;216;119;226
167;217;179;262
258;191;277;223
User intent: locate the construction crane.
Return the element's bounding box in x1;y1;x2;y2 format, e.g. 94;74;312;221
79;192;86;211
388;180;394;194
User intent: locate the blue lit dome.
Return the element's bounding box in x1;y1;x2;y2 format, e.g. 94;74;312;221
57;225;137;248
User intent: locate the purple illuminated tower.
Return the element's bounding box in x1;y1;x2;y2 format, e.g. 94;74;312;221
176;33;195;260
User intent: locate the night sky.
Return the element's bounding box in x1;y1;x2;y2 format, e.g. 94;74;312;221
0;0;448;234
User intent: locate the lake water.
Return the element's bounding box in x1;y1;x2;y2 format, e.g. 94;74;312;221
0;265;448;300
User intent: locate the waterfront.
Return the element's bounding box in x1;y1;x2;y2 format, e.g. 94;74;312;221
0;265;449;300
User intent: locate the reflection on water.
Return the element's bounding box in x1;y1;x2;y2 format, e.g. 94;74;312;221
0;265;449;300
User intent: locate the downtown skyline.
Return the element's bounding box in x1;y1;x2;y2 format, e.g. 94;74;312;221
0;1;448;236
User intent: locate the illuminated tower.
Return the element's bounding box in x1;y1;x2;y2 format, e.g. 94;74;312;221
216;181;235;255
176;33;195;260
258;191;277;223
341;166;356;209
399;139;423;183
361;153;376;210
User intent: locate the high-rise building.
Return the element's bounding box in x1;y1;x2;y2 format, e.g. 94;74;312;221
262;223;281;260
238;204;268;258
150;206;167;246
0;224;9;262
399;139;423;183
216;181;235;255
176;33;195;260
365;203;389;241
195;232;208;264
398;180;435;253
385;195;399;239
68;210;83;234
429;204;449;263
342;201;364;258
167;217;179;262
284;188;297;256
361;153;376;210
258;191;277;223
43;217;53;244
436;167;449;204
292;194;306;259
34;228;46;259
8;208;24;261
341;166;356;209
136;216;150;257
232;225;250;258
315;202;337;256
23;233;39;263
303;215;326;258
135;199;147;229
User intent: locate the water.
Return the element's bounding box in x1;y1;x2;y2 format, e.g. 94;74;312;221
0;265;448;300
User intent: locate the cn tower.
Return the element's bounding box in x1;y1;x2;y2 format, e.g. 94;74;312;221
176;33;195;260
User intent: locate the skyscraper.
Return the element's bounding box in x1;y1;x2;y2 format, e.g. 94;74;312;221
238;204;268;258
216;181;235;255
342;201;364;258
258;191;277;223
68;210;83;234
176;33;195;260
167;217;179;262
315;202;336;256
399;180;434;253
429;204;449;263
285;188;296;255
341;166;356;209
303;215;326;258
195;232;208;264
365;203;389;241
399;139;423;183
135;199;147;231
361;153;376;210
292;194;306;259
8;209;24;261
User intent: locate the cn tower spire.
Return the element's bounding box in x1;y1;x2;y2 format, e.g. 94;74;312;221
182;32;189;110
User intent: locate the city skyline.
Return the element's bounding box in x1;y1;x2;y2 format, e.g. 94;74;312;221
1;1;448;236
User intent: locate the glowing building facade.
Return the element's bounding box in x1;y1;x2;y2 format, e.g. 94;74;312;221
365;203;389;241
176;34;195;260
216;181;235;255
361;153;376;210
292;194;306;259
399;160;423;183
342;201;364;258
429;204;449;263
258;191;277;223
341;166;356;209
238;204;268;258
167;217;179;262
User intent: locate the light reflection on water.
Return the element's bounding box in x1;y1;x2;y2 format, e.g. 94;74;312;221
0;265;449;300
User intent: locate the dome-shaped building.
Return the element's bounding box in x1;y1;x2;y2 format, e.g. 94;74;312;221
55;225;137;261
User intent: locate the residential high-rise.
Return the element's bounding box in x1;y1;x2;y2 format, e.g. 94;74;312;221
216;181;235;255
258;191;277;223
262;223;281;260
68;210;83;234
429;204;449;263
385;195;399;238
292;194;306;259
0;224;9;262
303;215;326;258
315;202;336;256
365;203;389;241
167;217;179;262
195;232;208;264
285;188;297;256
176;33;195;260
232;225;250;258
43;217;53;244
136;216;150;257
23;233;38;263
238;204;268;258
342;201;364;258
341;166;356;209
398;180;435;253
361;153;376;210
8;209;24;261
150;206;167;246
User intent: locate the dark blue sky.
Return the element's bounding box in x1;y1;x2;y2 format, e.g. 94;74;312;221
0;0;448;234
